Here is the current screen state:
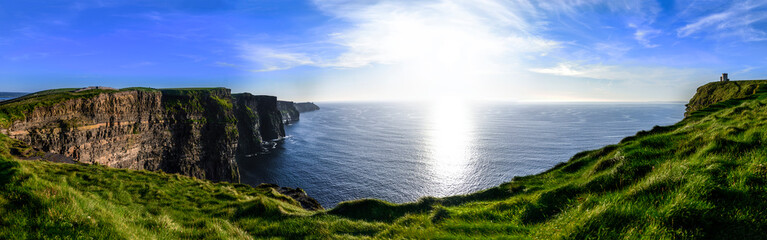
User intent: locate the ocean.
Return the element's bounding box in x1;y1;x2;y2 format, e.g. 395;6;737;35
237;102;685;208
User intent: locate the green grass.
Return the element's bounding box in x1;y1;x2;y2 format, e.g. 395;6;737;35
2;82;767;238
119;87;161;92
0;136;384;239
0;88;114;128
211;95;233;110
685;80;767;115
159;88;228;96
0;87;162;128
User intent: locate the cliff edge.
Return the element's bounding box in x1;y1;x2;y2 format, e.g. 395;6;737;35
295;102;320;112
0;87;288;183
234;94;286;156
276;101;320;124
685;79;767;116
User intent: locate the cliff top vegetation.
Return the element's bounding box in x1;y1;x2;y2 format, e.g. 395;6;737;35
685;80;767;115
0;87;233;128
160;88;229;96
1;82;767;238
0;88;116;128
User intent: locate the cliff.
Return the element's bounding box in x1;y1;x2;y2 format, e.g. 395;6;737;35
160;88;239;182
276;101;320;124
249;95;285;140
233;93;286;156
0;87;287;182
295;102;320;112
277;100;300;124
685;80;767;116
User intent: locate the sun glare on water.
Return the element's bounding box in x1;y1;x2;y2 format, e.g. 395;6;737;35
426;99;475;195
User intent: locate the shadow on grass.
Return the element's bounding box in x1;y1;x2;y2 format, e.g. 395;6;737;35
329;186;523;222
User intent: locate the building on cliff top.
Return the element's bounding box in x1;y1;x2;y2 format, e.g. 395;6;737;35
720;73;729;82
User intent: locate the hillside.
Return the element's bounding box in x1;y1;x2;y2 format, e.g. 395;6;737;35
2;82;767;239
685;80;767;116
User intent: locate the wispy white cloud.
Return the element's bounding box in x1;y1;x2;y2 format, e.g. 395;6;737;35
120;61;155;68
71;51;100;57
530;62;615;78
142;12;164;21
239;0;666;73
529;61;704;85
229;0;732;101
7;52;51;61
629;24;661;48
240;0;558;74
593;42;632;58
236;45;316;72
735;66;758;74
175;54;206;62
677;1;767;41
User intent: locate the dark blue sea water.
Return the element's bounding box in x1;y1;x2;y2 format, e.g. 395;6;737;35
0;92;27;101
238;102;685;208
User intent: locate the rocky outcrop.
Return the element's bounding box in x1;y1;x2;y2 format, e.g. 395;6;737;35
295;102;320;113
259;183;324;211
0;88;288;183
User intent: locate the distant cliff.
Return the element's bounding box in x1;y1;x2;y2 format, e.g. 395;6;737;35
685;80;767;117
0;87;287;182
295;102;320;112
276;101;320;124
277;101;300;124
235;94;285;156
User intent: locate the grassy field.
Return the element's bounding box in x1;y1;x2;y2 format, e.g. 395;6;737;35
1;83;767;239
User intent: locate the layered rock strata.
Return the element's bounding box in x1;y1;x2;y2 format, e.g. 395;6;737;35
0;88;287;183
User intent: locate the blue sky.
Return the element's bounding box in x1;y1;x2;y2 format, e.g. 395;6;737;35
1;0;767;102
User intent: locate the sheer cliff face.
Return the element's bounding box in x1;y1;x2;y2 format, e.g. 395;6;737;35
252;96;285;140
1;88;286;183
233;94;286;156
5;90;169;170
161;88;239;182
277;101;300;124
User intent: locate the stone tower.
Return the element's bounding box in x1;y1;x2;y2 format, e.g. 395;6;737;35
720;73;729;82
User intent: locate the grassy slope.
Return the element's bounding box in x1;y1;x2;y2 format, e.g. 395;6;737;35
0;134;383;239
685;80;767;115
1;83;767;239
